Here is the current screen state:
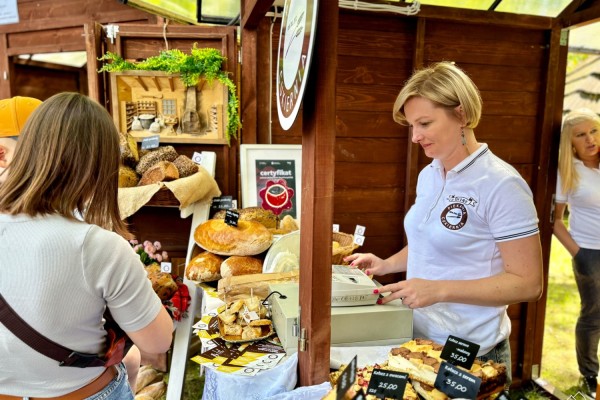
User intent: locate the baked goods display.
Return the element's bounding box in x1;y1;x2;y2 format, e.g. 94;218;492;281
220;256;264;278
387;338;507;400
138;160;179;186
213;207;278;229
326;363;418;400
216;297;274;343
194;219;273;256
145;263;178;301
185;251;224;282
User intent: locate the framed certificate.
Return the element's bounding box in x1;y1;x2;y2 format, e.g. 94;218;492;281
240;144;302;220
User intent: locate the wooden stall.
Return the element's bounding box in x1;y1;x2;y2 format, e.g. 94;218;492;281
2;0;600;391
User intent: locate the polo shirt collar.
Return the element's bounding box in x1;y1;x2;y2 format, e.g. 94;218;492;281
432;143;489;174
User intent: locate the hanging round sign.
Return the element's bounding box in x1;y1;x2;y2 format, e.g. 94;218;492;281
276;0;319;131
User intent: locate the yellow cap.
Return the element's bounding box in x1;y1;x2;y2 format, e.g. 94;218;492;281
0;96;42;137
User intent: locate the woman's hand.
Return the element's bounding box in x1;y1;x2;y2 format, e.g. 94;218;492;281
375;278;442;308
344;252;389;276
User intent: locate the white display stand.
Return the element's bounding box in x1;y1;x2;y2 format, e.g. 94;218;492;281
166;151;216;400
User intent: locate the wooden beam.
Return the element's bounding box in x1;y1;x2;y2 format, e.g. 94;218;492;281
558;0;590;20
241;0;274;30
0;34;10;99
298;0;338;386
560;2;600;28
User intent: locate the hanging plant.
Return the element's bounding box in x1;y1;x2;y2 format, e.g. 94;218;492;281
98;45;240;144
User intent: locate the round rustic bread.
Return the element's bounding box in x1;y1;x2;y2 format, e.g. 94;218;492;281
194;219;273;256
213;207;278;229
185;251;224;282
220;256;263;278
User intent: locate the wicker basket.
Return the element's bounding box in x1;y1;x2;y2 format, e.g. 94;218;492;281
332;232;360;265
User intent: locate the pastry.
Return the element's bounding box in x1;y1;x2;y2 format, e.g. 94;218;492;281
241;326;262;340
220;256;263;278
185;251;223;282
194;219;273;256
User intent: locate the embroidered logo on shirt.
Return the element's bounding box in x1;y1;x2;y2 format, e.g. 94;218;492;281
441;203;468;230
447;194;478;207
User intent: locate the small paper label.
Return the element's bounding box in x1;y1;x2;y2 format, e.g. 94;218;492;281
336;355;357;400
353;234;365;246
141;135;160;150
440;335;480;370
192;151;203;165
242;311;260;323
366;368;408;399
210;196;233;218
332;224;340;233
354;225;366;236
224;210;240;227
232;200;238;209
434;361;481;400
160;262;172;273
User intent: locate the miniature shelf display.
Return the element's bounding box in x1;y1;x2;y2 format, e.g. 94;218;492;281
110;71;228;145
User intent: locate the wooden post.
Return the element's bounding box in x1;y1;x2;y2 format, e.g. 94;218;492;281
298;0;338;386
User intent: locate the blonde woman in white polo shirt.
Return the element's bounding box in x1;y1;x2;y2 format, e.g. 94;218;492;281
553;108;600;398
346;62;543;385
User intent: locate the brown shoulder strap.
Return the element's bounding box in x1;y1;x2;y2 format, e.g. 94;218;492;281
0;293;104;367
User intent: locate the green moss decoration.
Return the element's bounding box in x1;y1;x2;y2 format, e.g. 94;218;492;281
98;45;240;144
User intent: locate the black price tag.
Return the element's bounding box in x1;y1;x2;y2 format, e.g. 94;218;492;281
366;369;408;399
209;196;234;218
224;210;240;227
336;356;358;400
440;335;480;370
434;361;481;400
141;134;160;150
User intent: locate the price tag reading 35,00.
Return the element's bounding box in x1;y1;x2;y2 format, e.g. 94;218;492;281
366;369;408;399
440;335;480;370
434;361;481;400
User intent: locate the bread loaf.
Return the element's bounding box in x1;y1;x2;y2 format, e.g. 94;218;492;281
119;165;139;188
185;251;223;282
138;161;179;186
213;207;278;229
135;145;178;175
172;155;199;178
194;219;272;256
220;256;263;278
119;131;139;167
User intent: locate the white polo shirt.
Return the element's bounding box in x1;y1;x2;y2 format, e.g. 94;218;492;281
404;143;539;355
556;159;600;250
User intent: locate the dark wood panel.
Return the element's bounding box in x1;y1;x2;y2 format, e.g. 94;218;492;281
337;54;412;86
13;63;86;99
424;41;546;68
358;236;405;260
333;212;405;238
477;116;538;140
338;29;415;59
336;110;406;138
480;91;540;116
466;65;543;93
334;188;404;214
338;9;418;34
426;20;547;46
8;26;84;51
336;162;404;189
486;139;536;164
335;138;407;163
336;83;403;112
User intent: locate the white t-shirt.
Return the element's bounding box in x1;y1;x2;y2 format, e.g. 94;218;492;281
0;214;163;396
404;143;539;355
555;159;600;250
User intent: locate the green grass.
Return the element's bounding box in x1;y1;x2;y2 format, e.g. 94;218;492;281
541;236;600;394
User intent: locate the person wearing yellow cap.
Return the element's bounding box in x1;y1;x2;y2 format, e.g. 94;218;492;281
0;96;42;182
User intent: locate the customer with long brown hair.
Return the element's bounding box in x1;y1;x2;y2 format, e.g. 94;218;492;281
0;92;172;399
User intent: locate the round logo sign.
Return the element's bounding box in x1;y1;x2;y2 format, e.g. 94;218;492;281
276;0;319;131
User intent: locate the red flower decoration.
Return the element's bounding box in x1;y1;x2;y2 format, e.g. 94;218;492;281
258;179;294;216
164;277;190;321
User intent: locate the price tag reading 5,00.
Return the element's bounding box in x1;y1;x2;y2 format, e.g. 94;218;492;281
366;369;408;399
435;361;481;400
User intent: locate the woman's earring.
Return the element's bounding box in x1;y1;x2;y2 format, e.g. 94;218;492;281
461;127;466;146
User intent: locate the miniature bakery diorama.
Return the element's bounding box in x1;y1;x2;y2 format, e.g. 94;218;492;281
110;71;228;144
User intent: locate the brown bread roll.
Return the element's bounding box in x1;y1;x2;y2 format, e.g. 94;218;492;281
135;145;178;175
118;165;139;188
220;256;263;278
185;251;223;282
213;207;278;229
138;160;179;186
194;219;272;256
172;155;199;178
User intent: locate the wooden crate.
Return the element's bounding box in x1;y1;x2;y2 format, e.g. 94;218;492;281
109;71;228;144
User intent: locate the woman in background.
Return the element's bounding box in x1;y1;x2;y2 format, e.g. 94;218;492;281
0;93;173;399
553;108;600;398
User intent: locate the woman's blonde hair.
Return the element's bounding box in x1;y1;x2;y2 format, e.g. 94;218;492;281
558;108;600;194
0;92;129;237
393;62;482;128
